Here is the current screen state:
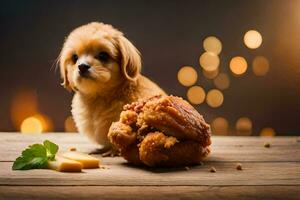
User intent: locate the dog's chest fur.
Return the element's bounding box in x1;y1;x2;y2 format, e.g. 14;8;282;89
70;76;166;148
71;93;124;147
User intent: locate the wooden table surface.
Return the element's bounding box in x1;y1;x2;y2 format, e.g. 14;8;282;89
0;133;299;200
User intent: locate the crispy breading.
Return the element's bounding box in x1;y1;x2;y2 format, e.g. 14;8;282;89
108;95;211;167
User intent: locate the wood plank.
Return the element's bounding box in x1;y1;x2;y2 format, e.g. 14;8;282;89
1;133;299;162
1;133;298;199
0;186;299;200
0;161;299;186
2;144;299;162
1;132;299;146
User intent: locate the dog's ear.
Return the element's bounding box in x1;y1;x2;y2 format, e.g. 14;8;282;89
59;54;72;92
117;35;141;81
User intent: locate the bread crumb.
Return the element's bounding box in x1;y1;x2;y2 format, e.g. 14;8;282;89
164;137;178;148
236;163;242;170
264;142;271;148
69;147;77;151
210;167;216;173
184;166;190;171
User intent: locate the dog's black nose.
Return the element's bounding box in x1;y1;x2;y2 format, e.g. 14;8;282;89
78;63;90;75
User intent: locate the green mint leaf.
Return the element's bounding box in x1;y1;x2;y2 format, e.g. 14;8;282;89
12;156;48;170
43;140;59;160
24;144;47;157
12;140;59;170
12;157;29;170
12;144;48;170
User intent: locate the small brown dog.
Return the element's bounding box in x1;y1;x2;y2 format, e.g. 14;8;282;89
59;22;165;155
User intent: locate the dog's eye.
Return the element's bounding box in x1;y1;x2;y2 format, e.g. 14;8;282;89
71;54;78;63
96;52;110;62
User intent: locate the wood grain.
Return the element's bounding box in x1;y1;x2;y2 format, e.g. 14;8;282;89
0;133;299;200
1;132;299;145
0;161;299;186
0;186;299;200
1;133;299;162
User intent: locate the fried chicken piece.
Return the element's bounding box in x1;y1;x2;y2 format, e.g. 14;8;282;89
108;122;136;153
108;95;211;167
138;96;211;146
139;132;210;167
123;95;162;114
122;144;143;166
119;110;138;126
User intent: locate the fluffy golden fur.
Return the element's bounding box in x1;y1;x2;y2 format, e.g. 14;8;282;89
59;22;165;153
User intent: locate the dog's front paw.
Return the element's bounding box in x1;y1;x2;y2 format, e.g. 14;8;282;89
89;146;120;157
101;148;120;157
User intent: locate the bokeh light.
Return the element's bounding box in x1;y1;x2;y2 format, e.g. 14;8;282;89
229;56;248;75
252;56;270;76
202;68;219;79
177;66;198;86
211;117;229;135
244;30;262;49
206;89;224;108
260;127;276;137
236;117;252;136
64;116;78;132
203;36;222;55
199;52;220;72
34;114;53;132
187;86;206;105
213;73;230;90
21;117;43;134
11;89;39;130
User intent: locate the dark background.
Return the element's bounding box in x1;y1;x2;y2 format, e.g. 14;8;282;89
1;0;300;135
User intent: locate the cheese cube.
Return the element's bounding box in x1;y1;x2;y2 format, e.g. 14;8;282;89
62;151;100;169
48;156;82;172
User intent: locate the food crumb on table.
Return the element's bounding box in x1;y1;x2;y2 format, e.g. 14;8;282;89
264;142;271;148
236;163;242;170
210;167;216;173
69;147;77;151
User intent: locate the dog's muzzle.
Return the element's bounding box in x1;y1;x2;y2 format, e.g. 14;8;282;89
78;63;90;76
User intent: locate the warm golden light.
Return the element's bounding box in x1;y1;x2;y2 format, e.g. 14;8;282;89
34;114;54;132
206;89;224;108
260;127;276;137
236;117;252;136
11;89;39;130
177;66;198;86
203;36;222;55
64;116;78;132
202;68;219;79
213;73;230;90
229;56;248;75
211;117;229;135
199;52;220;72
187;86;206;105
244;30;262;49
21;117;43;134
252;56;270;76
